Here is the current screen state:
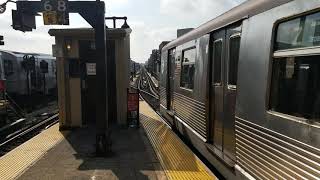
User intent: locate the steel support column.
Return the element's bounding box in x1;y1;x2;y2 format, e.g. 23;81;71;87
92;2;110;156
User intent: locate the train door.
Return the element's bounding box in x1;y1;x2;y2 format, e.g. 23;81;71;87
210;23;241;162
167;48;175;113
79;40;96;125
210;29;225;153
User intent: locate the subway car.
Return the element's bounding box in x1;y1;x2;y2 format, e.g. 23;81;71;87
0;50;57;106
0;51;7;124
0;51;6;97
159;0;320;179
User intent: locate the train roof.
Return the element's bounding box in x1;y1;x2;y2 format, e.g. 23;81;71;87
163;0;293;51
0;50;55;60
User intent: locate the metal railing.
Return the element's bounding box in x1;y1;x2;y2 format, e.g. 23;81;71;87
105;16;130;29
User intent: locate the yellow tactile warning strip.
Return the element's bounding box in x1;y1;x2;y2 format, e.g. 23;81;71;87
0;124;68;180
140;101;216;180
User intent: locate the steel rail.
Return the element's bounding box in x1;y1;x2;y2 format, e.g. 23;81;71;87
145;73;159;99
141;69;158;96
136;70;160;112
0;113;59;148
138;71;159;100
145;71;159;95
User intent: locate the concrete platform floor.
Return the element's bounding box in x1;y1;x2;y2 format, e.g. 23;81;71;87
18;125;167;180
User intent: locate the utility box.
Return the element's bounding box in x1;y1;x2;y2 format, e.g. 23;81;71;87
49;28;131;129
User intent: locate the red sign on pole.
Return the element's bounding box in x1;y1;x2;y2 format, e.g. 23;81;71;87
127;88;139;128
128;93;139;111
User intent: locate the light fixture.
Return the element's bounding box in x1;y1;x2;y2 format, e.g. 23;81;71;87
65;38;72;52
0;0;16;14
105;16;130;29
121;20;130;29
121;17;130;29
0;3;6;14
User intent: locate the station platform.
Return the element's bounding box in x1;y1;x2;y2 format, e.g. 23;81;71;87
0;100;216;180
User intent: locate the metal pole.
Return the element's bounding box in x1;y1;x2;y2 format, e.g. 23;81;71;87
94;1;110;156
133;62;136;77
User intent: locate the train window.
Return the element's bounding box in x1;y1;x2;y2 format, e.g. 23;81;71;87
4;59;14;76
275;11;320;51
270;56;320;121
213;40;222;85
228;35;241;87
270;12;320;122
180;47;196;90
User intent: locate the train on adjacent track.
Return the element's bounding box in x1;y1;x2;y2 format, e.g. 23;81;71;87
159;0;320;179
0;50;57;109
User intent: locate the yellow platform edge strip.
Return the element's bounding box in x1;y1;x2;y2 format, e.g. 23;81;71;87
0;124;68;180
140;101;216;180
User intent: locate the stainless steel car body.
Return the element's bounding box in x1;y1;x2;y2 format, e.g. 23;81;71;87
160;0;320;179
0;50;56;96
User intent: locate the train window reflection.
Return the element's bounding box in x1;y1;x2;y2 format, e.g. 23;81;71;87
180;47;196;90
228;35;240;87
276;12;320;50
213;40;222;84
270;56;320;121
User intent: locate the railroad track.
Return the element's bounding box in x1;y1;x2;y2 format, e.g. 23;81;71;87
136;68;160;110
0;113;59;156
145;72;159;99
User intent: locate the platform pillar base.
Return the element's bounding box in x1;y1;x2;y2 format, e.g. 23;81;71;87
95;132;112;157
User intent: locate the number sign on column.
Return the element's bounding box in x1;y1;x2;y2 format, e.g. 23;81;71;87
42;0;69;25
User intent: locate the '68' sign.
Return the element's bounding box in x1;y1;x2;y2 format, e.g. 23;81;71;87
42;0;69;25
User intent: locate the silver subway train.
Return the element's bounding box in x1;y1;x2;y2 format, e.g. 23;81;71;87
159;0;320;179
0;50;57;100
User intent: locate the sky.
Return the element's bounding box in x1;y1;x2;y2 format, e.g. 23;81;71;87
0;0;246;63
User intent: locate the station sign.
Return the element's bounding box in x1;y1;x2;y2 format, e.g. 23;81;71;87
42;0;69;25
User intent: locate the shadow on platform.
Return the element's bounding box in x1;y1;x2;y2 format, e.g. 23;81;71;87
18;122;165;180
18;111;210;180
